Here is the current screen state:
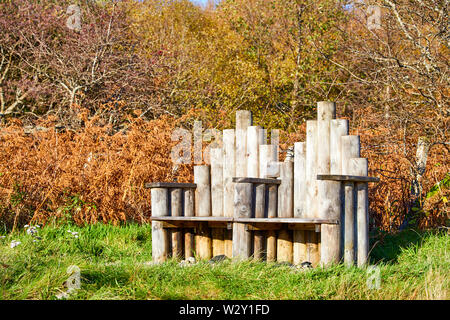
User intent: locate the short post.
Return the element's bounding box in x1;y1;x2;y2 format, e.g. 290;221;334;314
352;158;369;267
232;182;253;259
266;184;277;262
184;188;195;259
253;183;265;260
151;188;169;263
170;188;183;259
277;161;294;263
194;165;212;260
343;181;355;266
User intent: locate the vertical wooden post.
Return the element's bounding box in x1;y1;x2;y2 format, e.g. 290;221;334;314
293;142;307;265
341;136;361;175
247;125;263;260
151;188;169;263
317;101;342;266
259;145;278;178
343;181;355;266
277;161;294;263
341;135;360;265
305;120;319;264
305;120;318;219
170;188;183;259
293;230;307;264
210;148;225;257
294;142;306;217
194;165;212;260
253;183;265;260
308;230;320;267
266;184;278;262
247;126;263;178
223;129;235;257
330;119;349;264
233;182;253;259
183;188;195;259
330;119;349;174
352;158;369;267
235;110;252;177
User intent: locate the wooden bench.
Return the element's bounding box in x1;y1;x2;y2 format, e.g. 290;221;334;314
147;102;379;267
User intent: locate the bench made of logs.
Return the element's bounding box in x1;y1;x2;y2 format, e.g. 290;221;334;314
147;102;379;267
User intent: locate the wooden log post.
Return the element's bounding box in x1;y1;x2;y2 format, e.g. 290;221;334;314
236;110;252;177
170;188;183;259
183;188;195;259
341;136;360;266
330;119;349;263
266;184;278;262
317;102;341;267
260;144;278;262
305;120;318;219
253;183;265;260
248;125;265;260
232;182;253;260
343;180;355;266
352;158;369;267
194;165;212;260
293;142;307;265
223;129;235;258
210;148;225;257
151;188;169;263
305;120;319;265
277;161;294;263
259;145;278;179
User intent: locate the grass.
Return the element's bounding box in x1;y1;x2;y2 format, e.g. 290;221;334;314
0;223;448;300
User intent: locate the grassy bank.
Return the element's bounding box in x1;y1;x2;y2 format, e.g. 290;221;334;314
0;223;448;300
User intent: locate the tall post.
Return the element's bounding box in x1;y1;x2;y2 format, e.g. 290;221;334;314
341;135;360;265
293;142;307;265
210;148;225;256
235;110;252;177
317;101;341;266
222;129;235;257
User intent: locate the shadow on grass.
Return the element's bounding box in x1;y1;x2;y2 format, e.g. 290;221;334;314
369;228;437;264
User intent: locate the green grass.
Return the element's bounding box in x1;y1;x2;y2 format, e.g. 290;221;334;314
0;223;448;300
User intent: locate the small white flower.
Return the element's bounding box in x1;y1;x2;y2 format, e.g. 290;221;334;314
24;224;29;228
27;227;38;235
10;240;21;248
0;236;5;239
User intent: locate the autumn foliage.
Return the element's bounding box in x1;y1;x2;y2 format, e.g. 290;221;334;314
0;0;448;231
